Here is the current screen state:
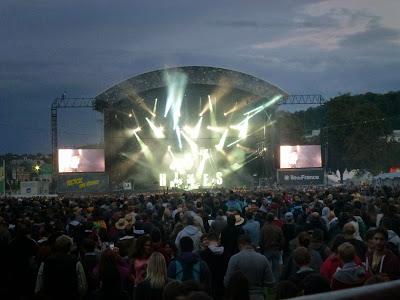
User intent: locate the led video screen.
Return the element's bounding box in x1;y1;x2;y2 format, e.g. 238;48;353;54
280;145;322;169
58;149;105;173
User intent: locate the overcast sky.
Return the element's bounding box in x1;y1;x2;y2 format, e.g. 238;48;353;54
1;0;399;154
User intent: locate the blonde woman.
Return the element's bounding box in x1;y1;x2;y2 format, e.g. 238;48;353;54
135;252;172;300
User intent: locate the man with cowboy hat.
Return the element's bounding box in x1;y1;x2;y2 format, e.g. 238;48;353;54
112;218;127;244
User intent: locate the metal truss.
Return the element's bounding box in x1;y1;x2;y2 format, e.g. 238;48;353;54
51;97;95;176
279;94;325;105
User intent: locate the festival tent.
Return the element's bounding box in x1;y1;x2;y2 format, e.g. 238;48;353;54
373;171;400;187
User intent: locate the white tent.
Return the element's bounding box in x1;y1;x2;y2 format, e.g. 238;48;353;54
373;171;400;187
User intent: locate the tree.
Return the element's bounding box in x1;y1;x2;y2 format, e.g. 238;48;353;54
325;94;391;178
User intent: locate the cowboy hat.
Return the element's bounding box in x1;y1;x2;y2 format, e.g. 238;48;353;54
125;214;135;225
235;214;245;226
115;218;127;230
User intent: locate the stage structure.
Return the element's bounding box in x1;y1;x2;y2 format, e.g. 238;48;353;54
52;66;325;191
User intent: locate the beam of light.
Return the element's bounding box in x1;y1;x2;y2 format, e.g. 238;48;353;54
134;132;153;162
208;95;217;129
236;144;252;152
224;102;238;116
163;71;187;130
126;127;141;137
167;145;175;158
199;98;211;116
208;95;213;113
181;130;199;153
196;149;209;180
176;127;183;149
207;126;226;133
215;129;228;151
238;117;249;139
192;117;202;139
127;110;141;129
227;136;247;148
222;151;258;176
183;125;193;136
146;117;165;138
243;104;264;116
151;98;158;121
244;94;283;119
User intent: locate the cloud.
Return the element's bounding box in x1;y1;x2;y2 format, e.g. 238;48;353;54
250;9;375;50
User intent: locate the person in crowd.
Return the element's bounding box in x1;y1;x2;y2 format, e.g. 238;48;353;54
160;208;175;242
310;228;331;262
380;217;400;255
220;214;245;258
93;247;131;290
224;235;274;299
135;252;173;300
130;235;153;287
171;222;184;242
175;215;203;253
282;212;296;263
281;231;322;281
364;229;376;252
225;271;250;300
162;280;184;300
81;237;99;296
162;240;177;267
302;273;331;296
365;227;400;280
35;235;87;300
331;242;366;290
276;280;298;299
260;212;284;285
92;265;130;300
8;222;39;298
167;236;210;290
200;233;209;252
242;211;260;248
343;222;368;261
199;232;229;299
320;234;362;283
209;211;227;236
305;212;329;242
321;206;331;230
288;247;317;292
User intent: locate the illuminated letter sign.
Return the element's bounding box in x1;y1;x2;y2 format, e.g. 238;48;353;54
160;174;166;186
216;172;223;185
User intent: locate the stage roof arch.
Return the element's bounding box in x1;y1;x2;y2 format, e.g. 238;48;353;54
95;66;290;102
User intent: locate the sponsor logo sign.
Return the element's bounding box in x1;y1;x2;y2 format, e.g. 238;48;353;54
58;173;109;193
278;169;324;186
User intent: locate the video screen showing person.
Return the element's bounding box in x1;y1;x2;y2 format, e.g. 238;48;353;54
58;149;105;173
280;145;322;169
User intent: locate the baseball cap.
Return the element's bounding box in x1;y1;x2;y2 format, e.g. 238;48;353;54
285;212;294;222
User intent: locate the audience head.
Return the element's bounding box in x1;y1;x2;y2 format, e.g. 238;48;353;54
180;236;194;252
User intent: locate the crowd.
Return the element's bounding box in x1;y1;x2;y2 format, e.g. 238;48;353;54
1;185;400;300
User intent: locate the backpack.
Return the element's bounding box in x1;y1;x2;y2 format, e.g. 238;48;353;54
175;260;201;281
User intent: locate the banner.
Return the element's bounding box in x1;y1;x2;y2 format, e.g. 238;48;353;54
0;163;5;196
41;164;53;175
58;173;109;193
277;168;325;186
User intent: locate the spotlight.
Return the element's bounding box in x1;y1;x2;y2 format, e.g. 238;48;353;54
128;114;132;118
